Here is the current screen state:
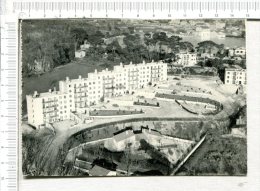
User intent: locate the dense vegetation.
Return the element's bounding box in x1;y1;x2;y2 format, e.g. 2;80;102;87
22;20;195;77
177;129;247;175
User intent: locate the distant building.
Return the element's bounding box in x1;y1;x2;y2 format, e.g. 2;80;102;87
228;48;235;57
75;50;86;58
175;53;197;66
215;21;226;29
196;26;211;41
27;61;168;128
105;126;161;152
234;47;246;57
225;68;247;85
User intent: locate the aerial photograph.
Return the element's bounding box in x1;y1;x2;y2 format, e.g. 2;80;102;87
21;19;247;176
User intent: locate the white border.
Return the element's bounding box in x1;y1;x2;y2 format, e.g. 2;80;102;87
1;0;257;190
18;19;260;191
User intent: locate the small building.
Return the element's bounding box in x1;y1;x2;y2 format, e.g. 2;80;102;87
234;47;246;57
75;50;86;58
196;26;211;41
27;61;168;128
104;126;161;152
175;53;197;66
225;68;247;85
89;165;117;176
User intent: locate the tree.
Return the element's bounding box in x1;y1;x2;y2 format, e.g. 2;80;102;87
88;30;105;45
70;28;88;50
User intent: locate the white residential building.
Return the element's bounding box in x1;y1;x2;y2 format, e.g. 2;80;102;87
75;50;86;58
175;53;197;66
27;61;167;128
234;47;246;57
196;26;211;41
26;89;71;129
80;40;91;50
225;68;247;85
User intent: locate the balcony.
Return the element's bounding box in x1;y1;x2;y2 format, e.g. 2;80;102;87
43;99;57;103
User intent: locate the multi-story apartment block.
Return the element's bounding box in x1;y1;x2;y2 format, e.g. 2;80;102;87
26;88;71;129
175;53;197;66
224;68;247;85
27;61;167;128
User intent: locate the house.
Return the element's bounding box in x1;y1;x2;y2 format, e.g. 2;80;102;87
27;61;168;128
228;48;235;57
175;52;197;66
75;50;86;58
106;129;136;151
234;47;246;57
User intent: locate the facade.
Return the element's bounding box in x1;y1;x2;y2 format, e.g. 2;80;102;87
224;68;247;85
89;165;117;176
27;61;167;128
26;89;70;129
234;47;246;57
104;126;161;152
175;53;197;66
196;26;211;41
75;50;86;58
228;47;246;58
80;40;91;50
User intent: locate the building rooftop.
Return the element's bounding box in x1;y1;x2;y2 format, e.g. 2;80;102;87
113;130;135;142
225;67;246;72
29;88;64;98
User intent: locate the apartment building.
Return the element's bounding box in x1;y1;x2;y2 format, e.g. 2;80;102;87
224;68;247;85
26;89;71;129
175;53;197;66
27;61;167;128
